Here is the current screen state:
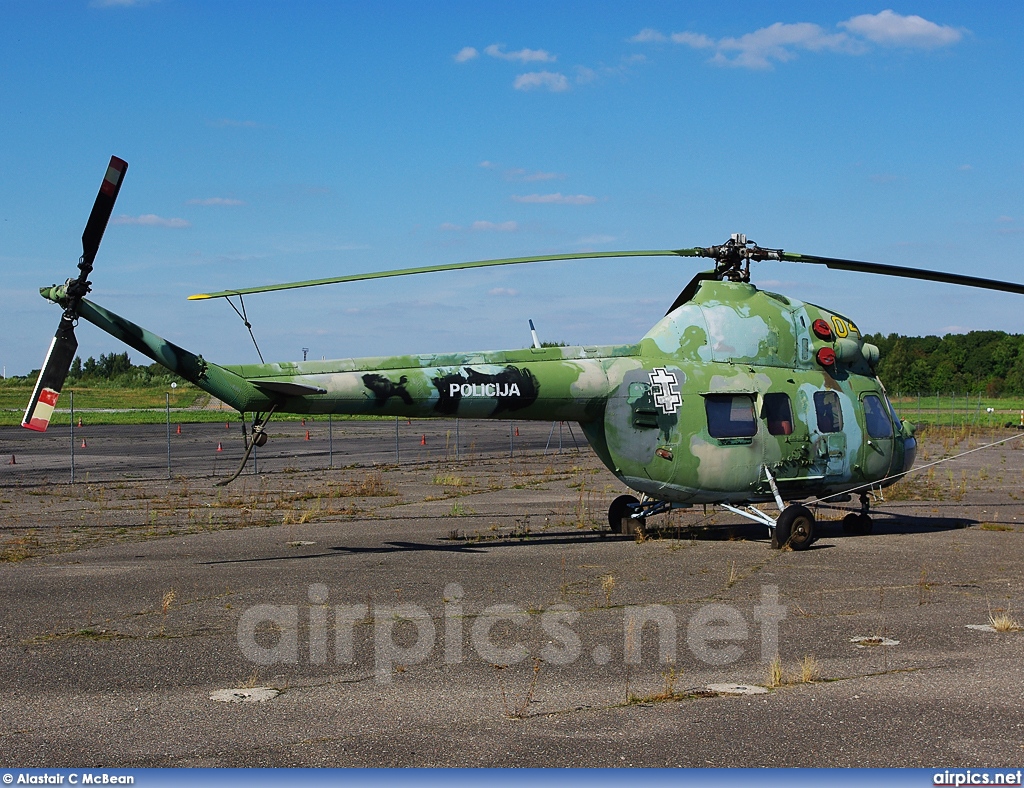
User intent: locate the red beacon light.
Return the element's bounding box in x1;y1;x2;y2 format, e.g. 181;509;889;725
816;347;837;367
812;319;833;340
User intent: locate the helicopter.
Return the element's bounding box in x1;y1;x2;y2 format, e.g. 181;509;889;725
23;157;1024;549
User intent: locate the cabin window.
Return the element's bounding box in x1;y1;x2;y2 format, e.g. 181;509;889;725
814;391;843;433
705;394;757;439
863;394;893;438
762;393;794;436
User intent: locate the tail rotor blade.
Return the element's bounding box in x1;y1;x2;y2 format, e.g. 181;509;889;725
22;317;78;432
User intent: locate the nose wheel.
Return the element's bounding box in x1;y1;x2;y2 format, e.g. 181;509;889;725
842;492;874;535
608;494;646;536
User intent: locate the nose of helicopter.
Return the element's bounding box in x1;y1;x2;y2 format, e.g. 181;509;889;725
902;434;918;472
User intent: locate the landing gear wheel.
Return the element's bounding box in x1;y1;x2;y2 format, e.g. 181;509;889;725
842;513;873;535
609;495;645;536
772;505;816;550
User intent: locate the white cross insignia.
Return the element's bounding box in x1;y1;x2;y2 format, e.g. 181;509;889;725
649;367;682;414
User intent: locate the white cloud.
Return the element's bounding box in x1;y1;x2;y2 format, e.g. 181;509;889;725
513;71;570;92
670;31;715;49
504;168;563;182
489;288;520;297
839;10;963;48
713;22;857;69
186;197;245;206
471;220;518;232
454;46;479;63
440;221;519;232
112;214;190;228
511;193;597;205
629;28;667;44
632;11;963;69
485;44;555;63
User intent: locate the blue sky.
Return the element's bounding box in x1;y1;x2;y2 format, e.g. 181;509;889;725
2;2;1022;376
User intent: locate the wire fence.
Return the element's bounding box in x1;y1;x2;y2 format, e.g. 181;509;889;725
0;416;584;487
890;392;1024;428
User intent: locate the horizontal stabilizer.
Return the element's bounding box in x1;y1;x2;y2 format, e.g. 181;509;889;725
249;379;327;396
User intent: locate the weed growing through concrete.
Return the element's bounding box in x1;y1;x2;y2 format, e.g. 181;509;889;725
601;574;616;607
796;654;820;683
918;567;932;606
159;588;176;636
765;656;783;688
494;658;542;719
988;609;1022;632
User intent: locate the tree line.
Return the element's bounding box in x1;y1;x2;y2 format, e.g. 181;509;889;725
65;352;186;387
864;331;1024;396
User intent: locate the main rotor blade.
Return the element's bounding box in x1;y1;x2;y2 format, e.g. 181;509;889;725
188;248;702;300
22;316;78;432
80;156;128;274
781;252;1024;296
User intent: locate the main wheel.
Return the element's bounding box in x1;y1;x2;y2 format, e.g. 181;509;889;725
842;513;873;535
772;505;816;550
609;495;644;536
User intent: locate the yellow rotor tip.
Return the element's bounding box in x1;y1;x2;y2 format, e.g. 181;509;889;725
188;294;211;301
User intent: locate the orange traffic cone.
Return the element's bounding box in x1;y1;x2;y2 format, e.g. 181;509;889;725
8;455;15;465
305;430;310;441
514;426;519;437
81;439;87;449
216;442;223;452
225;422;230;430
407;419;411;425
78;417;83;428
421;435;426;445
301;418;306;426
176;424;181;435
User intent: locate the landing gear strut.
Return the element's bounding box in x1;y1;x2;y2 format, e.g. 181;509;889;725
217;405;277;487
842;492;874;535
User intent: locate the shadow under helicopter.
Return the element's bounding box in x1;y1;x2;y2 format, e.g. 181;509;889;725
199;510;977;565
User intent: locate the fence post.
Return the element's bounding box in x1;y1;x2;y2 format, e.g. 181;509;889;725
70;390;75;484
166;392;172;479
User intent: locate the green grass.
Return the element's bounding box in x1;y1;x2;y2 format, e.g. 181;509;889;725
889;394;1024;429
0;380;205;410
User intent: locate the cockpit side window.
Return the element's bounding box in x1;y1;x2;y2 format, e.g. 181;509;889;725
705;394;757;438
863;394;893;438
762;392;794;436
884;394;903;431
813;390;843;433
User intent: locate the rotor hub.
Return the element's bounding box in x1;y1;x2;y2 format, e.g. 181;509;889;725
699;233;784;283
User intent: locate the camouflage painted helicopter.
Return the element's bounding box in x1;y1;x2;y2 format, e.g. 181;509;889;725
24;157;1024;549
